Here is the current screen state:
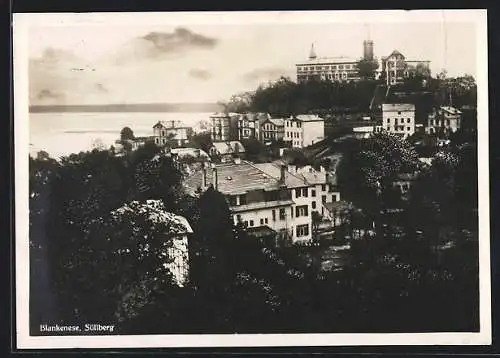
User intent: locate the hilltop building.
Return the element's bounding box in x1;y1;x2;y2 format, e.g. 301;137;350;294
183;160;341;244
296;43;361;83
380;50;431;86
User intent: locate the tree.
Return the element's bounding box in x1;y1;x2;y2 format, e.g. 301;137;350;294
120;127;135;141
189;132;213;153
218;91;254;113
356;59;379;80
32;144;184;326
59;200;189;330
336;132;421;217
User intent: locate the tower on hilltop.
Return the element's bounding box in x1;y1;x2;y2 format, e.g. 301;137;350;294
363;23;374;61
309;43;317;60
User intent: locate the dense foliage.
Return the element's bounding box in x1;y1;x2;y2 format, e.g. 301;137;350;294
219;74;477;119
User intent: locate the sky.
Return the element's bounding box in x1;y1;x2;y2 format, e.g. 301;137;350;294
21;11;481;106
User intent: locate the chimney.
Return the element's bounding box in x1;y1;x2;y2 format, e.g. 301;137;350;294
212;166;218;190
280;164;287;186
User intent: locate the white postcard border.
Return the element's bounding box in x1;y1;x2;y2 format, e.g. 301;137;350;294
14;9;491;349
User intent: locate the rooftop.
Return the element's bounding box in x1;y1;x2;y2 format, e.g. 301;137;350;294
440;106;462;115
253;163;311;188
382;103;415;112
268;118;285;127
183;161;327;196
296;56;359;66
294;114;324;122
211;141;246;155
183;161;283;196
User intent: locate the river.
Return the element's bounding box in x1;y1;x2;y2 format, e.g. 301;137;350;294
29;112;213;158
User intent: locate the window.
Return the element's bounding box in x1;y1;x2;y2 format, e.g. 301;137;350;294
322;195;326;204
265;218;268;224
400;118;404;124
229;196;237;206
312;201;316;209
407;118;411;123
290;207;294;218
240;195;247;205
407;127;411;131
332;194;338;202
279;208;286;220
296;205;309;217
296;224;309;237
295;188;301;198
260;218;264;225
272;210;276;221
398;111;401;115
302;188;308;197
244;220;248;227
387;118;390;123
311;189;316;197
321;184;326;191
249;220;254;227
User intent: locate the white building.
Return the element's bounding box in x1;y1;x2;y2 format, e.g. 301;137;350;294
426;106;462;136
182;160;340;244
380;103;416;139
296;44;361;83
285;114;325;148
153;120;193;147
380;50;431;86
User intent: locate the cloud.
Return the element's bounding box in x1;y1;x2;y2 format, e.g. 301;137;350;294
143;28;218;51
106;27;220;65
188;69;212;81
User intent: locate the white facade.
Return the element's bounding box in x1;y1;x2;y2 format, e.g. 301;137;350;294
232;204;293;240
381;103;416;139
284;118;303;148
184;161;340;244
426;106;462;136
153;121;193;147
285;115;325;148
